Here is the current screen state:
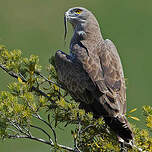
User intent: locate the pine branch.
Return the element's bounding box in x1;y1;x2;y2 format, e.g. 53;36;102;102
0;63;50;99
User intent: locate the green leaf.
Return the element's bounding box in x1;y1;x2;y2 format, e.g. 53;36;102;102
128;108;137;113
128;115;140;121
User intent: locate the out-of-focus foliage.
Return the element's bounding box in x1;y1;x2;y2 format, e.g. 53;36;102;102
0;45;152;152
143;106;152;130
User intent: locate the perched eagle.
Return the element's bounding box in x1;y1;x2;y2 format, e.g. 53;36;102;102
55;7;134;145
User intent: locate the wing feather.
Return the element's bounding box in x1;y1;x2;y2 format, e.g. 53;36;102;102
99;39;126;115
74;38;126;114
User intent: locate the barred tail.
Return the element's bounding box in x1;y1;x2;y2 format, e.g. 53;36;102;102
79;102;134;143
104;115;134;143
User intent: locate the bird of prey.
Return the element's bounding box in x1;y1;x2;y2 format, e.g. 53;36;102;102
55;7;134;146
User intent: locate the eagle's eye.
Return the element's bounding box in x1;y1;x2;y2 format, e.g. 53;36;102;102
75;9;82;14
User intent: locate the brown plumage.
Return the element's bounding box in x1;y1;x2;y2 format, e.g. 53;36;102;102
55;7;133;144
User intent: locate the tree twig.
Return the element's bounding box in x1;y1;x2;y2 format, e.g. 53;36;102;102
9;121;29;137
80;124;94;134
73;113;81;152
32;114;57;143
35;71;63;88
30;124;53;143
0;63;50;99
8;134;74;151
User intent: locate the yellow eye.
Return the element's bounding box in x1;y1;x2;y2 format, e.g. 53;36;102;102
75;9;82;14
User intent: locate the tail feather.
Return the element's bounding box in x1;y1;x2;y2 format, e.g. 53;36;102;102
104;116;133;143
79;102;134;143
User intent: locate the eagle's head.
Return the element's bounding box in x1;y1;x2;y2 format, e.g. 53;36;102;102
64;7;98;39
64;7;91;25
64;7;100;41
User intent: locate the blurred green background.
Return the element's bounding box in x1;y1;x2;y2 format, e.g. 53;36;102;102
0;0;152;151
